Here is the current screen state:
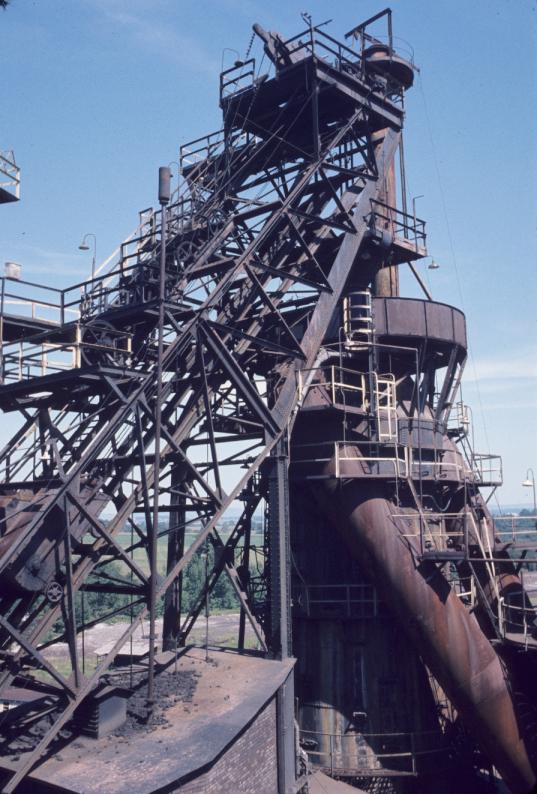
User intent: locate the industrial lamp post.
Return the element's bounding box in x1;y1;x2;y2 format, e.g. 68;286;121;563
78;233;97;282
522;468;537;529
147;166;171;713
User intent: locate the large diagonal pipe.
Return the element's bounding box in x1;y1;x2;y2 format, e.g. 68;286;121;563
317;482;536;794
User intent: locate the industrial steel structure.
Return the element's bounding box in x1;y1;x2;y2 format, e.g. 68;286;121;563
0;10;536;794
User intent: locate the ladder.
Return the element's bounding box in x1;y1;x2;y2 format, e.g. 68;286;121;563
374;373;398;443
343;290;373;347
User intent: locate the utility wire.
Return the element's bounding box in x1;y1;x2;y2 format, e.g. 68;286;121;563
418;73;492;460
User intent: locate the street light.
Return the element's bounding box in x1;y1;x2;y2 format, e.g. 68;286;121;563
201;544;210;662
166;161;181;205
78;233;97;282
147;167;171;712
428;258;440;270
522;468;536;529
168;160;180;179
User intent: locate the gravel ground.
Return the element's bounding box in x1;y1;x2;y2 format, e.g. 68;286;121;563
43;612;256;667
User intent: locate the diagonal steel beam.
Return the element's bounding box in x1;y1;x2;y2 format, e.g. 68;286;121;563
65;492;149;585
0;615;75;698
199;321;279;438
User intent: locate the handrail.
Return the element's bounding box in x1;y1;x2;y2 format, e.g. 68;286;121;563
472;453;503;486
280;25;364;76
300;726;449;775
220;58;256;101
297;582;381;618
494;515;537;544
370;198;426;247
393;511;468;556
0;150;20;201
336;442;407;479
0;328;133;383
0;121;259;345
497;597;537;647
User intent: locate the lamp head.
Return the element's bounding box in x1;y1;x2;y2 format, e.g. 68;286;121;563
522;479;534;488
428;259;439;270
78;243;90;251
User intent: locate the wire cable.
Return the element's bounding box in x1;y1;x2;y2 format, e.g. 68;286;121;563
418;74;492;461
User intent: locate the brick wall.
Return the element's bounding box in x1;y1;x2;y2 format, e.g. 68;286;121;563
177;697;278;793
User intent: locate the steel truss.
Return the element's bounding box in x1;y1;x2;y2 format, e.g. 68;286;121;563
0;17;412;791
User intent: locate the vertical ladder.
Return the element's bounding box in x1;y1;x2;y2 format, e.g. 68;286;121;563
374;373;398;443
343;290;373;347
343;290;379;448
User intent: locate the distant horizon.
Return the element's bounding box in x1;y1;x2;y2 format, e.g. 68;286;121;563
101;502;536;521
490;502;536;515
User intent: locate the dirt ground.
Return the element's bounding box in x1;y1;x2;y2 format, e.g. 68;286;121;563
43;612;257;673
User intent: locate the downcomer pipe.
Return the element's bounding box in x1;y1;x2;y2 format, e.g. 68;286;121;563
316;482;536;794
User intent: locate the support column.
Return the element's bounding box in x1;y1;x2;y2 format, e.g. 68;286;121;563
268;436;291;659
238;505;252;652
276;671;296;794
147;167;170;706
163;464;186;650
268;434;295;793
373;158;399;297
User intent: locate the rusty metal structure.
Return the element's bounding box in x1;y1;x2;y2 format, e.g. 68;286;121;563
0;10;536;793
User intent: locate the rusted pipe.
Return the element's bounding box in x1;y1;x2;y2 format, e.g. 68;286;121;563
317;482;536;793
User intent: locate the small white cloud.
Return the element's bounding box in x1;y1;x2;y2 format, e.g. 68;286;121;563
466;351;537;382
3;243;90;279
477;400;537;412
86;0;219;77
218;0;263;18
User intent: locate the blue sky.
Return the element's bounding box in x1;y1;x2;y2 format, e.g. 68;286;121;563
1;0;536;505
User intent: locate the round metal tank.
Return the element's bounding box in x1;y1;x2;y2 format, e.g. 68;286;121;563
364;44;415;90
290;481;445;781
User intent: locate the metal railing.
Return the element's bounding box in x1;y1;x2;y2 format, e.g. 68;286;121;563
297;363;397;444
472;453;503;487
180;126;259;172
494;514;537;545
300;728;449;777
292;437;472;485
409;455;467;482
297;363;367;408
0;277;79;327
295;583;381;618
497;595;537;648
369;199;426;249
447;401;502;487
452;577;477;609
220;58;256;101
393;511;470;557
291;439;407;479
0;328;133;383
218;14;415;105
0;129;234;328
447;400;470;437
280;24;365;79
0;150;20;201
335;442;408;479
0;263;154;381
0;256;165;326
